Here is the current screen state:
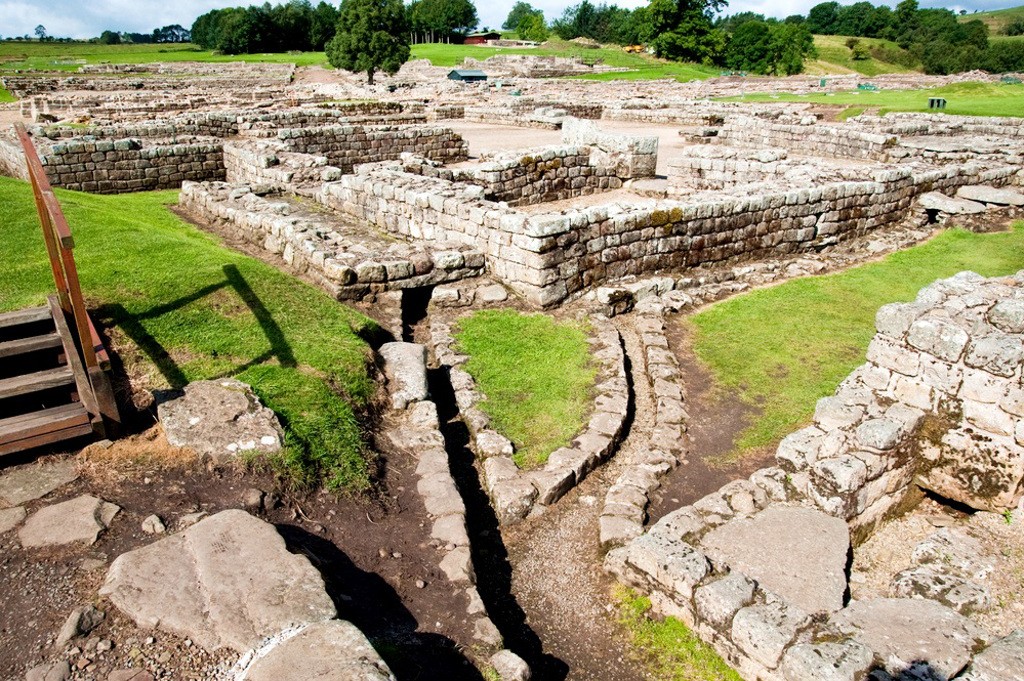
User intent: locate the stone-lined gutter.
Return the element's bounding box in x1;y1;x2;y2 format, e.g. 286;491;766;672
429;314;630;524
377;342;502;648
599;296;690;548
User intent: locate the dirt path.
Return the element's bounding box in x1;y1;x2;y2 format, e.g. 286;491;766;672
497;319;656;681
647;318;776;523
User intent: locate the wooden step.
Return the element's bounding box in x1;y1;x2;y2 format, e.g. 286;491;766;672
0;365;74;400
0;307;52;331
0;333;63;359
0;402;92;456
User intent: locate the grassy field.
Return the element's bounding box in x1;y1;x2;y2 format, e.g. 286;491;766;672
412;39;719;81
0;176;379;492
807;35;916;76
721;81;1024;118
455;310;596;469
615;587;742;681
688;223;1024;463
961;4;1024;33
0;41;328;72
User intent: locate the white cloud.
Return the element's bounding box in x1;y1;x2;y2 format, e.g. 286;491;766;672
0;0;1012;41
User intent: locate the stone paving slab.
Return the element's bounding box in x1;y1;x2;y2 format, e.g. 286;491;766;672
0;506;26;534
100;509;336;653
236;621;394;680
699;505;850;616
0;460;78;508
18;495;120;548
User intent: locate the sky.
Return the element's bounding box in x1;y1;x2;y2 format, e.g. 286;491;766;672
0;0;1015;41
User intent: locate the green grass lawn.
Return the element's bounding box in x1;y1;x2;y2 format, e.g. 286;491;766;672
0;85;13;102
721;81;1024;118
962;4;1024;32
809;34;917;76
689;223;1024;463
412;39;718;81
0;176;379;492
455;310;596;468
615;587;742;681
0;41;327;72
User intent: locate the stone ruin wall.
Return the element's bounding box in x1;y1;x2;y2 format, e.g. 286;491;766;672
329;146;1021;306
275;124;468;173
401;145;624;207
606;270;1024;681
178;181;487;300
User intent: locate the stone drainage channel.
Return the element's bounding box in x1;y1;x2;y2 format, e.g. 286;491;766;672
396;293;660;681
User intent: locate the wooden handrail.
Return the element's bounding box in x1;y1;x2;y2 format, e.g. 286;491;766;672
15;123;97;370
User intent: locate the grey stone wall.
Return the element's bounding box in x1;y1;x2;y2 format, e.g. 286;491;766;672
606;270;1024;681
328;156;1019;307
276;124;468;172
39;137;225;193
180;181;485;300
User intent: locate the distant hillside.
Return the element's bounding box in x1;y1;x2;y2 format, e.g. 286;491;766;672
808;35;918;76
959;5;1024;33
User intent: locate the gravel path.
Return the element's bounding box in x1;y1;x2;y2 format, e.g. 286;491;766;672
502;319;655;681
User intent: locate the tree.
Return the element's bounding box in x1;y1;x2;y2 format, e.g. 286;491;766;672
310;1;340;49
806;2;840;34
34;25;47;41
326;0;410;84
504;2;539;30
98;30;122;45
1007;19;1024;37
647;0;727;64
517;13;548;42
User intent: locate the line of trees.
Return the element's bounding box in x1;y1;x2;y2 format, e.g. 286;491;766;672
408;0;478;44
97;25;191;45
191;0;341;54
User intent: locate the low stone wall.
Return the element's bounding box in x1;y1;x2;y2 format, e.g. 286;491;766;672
668;146;792;190
276;124;468;173
463;106;562;130
39;137;225;193
32;113;241;140
379;342;503;648
602;101;809;127
223;140;341;190
404;145;623;206
562;117;658;179
600;299;689;548
180;181;485;300
605;270;1024;681
718;116;902;162
328;150;1019;307
429;315;630;523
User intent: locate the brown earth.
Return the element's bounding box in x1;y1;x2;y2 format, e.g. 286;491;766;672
647;316;776;524
0;423;485;681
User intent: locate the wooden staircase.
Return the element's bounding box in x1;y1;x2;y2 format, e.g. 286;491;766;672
0;124;119;457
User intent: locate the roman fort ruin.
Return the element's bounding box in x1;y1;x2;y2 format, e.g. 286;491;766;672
1;57;1023;681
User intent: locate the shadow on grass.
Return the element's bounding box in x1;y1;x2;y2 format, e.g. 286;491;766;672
277;524;483;681
99;263;296;390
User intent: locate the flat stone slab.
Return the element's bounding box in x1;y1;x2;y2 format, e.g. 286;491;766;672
959;630;1024;681
379;342;429;410
0;460;78;507
699;505;849;615
236;621;393;680
918;191;986;215
956;185;1024;207
829;598;988;679
18;495;119;548
100;509;336;653
0;506;26;533
158;379;284;463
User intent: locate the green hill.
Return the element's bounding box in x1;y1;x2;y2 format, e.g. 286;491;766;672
960;5;1024;33
808;35;918;76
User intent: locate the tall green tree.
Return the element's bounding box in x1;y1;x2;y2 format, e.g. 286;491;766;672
647;0;727;64
503;1;540;30
517;12;548;42
310;1;340;49
326;0;410;84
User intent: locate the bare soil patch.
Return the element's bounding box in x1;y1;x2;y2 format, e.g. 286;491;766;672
647;317;775;524
0;426;483;681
